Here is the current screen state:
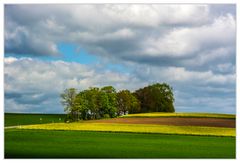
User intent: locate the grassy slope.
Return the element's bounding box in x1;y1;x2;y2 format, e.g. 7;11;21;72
20;122;235;137
5;129;235;158
4;113;66;126
121;112;236;119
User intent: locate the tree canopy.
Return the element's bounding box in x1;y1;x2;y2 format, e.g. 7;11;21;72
117;90;140;115
134;83;175;113
60;83;175;121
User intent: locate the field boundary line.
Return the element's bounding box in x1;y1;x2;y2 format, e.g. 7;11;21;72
4;126;21;129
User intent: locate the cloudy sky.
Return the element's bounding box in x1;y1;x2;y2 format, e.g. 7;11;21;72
4;4;236;114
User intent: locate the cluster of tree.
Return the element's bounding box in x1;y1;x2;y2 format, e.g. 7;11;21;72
134;83;175;113
60;83;175;121
60;86;140;121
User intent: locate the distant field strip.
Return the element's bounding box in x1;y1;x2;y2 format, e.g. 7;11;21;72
20;123;235;137
88;117;235;128
5;113;66;126
121;112;235;119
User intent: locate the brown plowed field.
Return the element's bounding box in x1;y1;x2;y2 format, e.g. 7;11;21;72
87;117;235;128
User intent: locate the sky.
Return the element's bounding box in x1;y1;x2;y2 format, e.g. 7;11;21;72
4;4;236;114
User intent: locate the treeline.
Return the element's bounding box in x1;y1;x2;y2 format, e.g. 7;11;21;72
60;83;175;121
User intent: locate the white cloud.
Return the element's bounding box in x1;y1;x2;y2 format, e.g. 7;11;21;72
141;14;235;58
4;57;144;112
4;4;236;114
163;67;235;85
215;63;235;74
5;4;235;70
100;5;210;27
4;57;18;64
4;57;236;113
132;64;235;86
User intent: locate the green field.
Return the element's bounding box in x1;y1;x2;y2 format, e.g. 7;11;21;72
5;129;235;158
4;112;236;158
4;113;66;126
121;112;236;119
20;122;235;137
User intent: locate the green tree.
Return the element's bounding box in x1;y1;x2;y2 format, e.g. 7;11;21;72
60;88;79;121
74;91;89;120
134;83;175;113
85;87;101;119
129;93;141;114
117;90;140;115
61;83;175;122
101;86;117;118
99;91;110;118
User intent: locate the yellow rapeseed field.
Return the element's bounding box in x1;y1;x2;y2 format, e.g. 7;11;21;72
20;122;235;137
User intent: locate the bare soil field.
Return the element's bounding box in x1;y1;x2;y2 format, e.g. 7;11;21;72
87;117;235;128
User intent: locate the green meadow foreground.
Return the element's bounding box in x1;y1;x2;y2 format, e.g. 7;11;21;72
4;112;236;158
5;129;235;158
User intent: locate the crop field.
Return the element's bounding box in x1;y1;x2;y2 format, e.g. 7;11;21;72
88;117;235;128
4;112;236;158
5;129;235;158
121;112;236;119
20;122;235;137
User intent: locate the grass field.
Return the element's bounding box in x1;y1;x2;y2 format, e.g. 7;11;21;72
4;113;66;126
5;129;235;158
20;122;235;137
4;112;236;158
121;112;236;119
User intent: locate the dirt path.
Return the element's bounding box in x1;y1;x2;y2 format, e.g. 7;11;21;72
87;117;235;128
